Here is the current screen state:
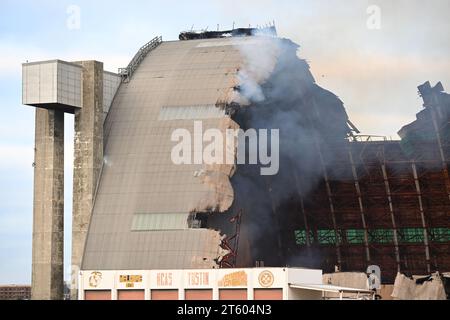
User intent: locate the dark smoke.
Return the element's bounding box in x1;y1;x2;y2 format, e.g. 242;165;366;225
208;36;352;269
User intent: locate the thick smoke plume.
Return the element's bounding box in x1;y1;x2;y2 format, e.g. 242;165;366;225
208;34;352;268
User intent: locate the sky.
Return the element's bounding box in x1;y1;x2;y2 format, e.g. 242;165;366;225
0;0;449;284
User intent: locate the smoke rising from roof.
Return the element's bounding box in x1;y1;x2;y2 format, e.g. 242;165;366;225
209;34;352;268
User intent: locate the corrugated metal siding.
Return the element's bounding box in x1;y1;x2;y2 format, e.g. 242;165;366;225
82;37;262;270
83;229;224;270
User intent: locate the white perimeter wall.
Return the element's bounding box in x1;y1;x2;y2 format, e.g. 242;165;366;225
79;267;323;300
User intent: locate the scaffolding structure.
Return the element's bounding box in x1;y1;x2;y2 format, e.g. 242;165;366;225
283;82;450;283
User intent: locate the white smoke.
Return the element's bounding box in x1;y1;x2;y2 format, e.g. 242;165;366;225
233;34;281;104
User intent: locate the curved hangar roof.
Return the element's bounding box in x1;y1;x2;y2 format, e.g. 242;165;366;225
82;37;270;270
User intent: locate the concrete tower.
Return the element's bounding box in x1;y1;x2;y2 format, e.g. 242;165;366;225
22;60;113;300
71;61;104;300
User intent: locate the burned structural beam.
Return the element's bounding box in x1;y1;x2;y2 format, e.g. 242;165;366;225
294;171;312;250
308;96;343;267
381;163;401;273
430;108;450;202
411;162;432;273
218;211;242;268
348;147;371;264
263;177;285;263
317;143;342;267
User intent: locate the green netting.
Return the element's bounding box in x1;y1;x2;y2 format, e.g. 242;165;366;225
430;228;450;243
294;230;314;245
399;228;424;243
346;229;365;244
294;228;450;246
317;229;341;245
369;229;394;244
294;230;307;245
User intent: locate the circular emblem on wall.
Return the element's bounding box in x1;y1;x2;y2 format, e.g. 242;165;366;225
89;271;103;288
258;270;274;288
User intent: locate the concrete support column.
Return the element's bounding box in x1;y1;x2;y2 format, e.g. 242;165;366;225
31;108;65;300
71;61;104;299
411;163;431;273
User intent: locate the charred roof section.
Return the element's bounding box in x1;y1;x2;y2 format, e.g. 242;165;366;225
398;81;450;157
179;26;277;40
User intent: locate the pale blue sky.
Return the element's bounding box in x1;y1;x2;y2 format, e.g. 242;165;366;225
0;0;449;284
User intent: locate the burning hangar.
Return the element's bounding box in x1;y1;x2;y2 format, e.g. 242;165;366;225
22;27;450;299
